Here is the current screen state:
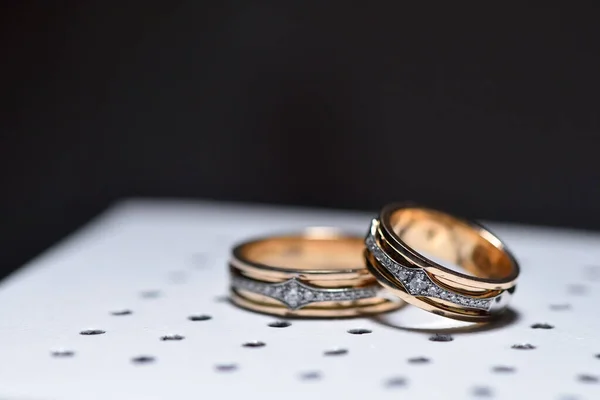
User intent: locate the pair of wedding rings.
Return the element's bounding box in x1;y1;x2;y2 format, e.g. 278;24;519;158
229;203;519;322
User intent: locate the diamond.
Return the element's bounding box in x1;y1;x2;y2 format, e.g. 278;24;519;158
332;292;344;301
303;291;314;301
263;286;274;296
427;285;439;296
407;273;429;294
283;285;300;308
397;268;409;280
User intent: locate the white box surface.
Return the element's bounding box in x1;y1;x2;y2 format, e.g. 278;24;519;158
0;199;598;400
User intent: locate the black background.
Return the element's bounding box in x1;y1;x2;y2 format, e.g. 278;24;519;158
2;3;600;276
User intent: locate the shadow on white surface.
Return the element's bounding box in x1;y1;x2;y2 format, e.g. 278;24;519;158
371;305;520;334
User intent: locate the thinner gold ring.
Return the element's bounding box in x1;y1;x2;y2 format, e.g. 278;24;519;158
229;227;402;317
364;203;519;322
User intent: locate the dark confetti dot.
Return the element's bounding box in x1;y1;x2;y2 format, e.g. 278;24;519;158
51;350;74;357
578;374;599;383
557;395;580;400
215;363;238;372
385;376;408;388
268;321;291;328
492;365;515;373
472;386;493;397
80;329;105;335
161;334;184;341
347;328;372;335
188;314;212;321
511;343;536;350
429;334;453;342
567;284;587;295
408;357;430;364
549;303;571;311
531;323;554;329
132;356;155;364
324;348;348;356
242;341;265;348
299;371;321;381
168;271;188;284
111;310;132;316
140;290;161;299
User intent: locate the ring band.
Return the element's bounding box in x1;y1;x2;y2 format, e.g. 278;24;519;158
229;227;402;317
364;203;519;322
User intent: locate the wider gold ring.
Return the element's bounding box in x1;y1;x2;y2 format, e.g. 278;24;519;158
229;227;402;317
364;203;519;322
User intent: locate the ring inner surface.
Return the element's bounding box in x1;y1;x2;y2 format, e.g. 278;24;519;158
389;208;513;279
240;236;364;271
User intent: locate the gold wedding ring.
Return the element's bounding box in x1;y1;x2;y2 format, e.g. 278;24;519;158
229;227;402;317
364;203;519;322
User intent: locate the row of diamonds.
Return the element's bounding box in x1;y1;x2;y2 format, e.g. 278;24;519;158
365;233;492;310
231;275;380;310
